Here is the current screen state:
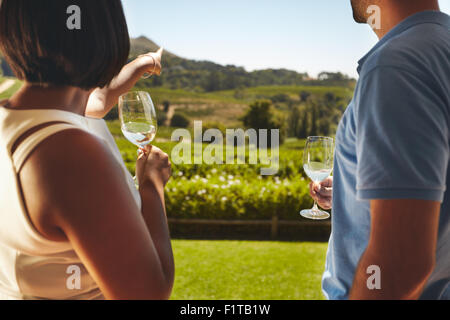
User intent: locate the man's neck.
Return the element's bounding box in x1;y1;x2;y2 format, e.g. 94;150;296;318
375;1;440;39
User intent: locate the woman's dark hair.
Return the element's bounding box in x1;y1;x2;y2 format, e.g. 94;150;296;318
0;0;130;90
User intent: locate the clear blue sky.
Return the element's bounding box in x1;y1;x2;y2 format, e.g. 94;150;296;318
123;0;450;78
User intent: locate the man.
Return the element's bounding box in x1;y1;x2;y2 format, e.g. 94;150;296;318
310;0;450;299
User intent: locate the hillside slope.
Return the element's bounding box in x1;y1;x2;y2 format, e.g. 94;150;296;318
1;36;354;91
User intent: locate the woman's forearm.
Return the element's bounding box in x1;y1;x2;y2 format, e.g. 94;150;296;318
86;56;155;118
139;182;174;288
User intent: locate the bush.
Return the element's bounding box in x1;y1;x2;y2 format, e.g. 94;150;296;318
171;113;190;128
104;106;119;120
270;93;291;103
163;100;171;112
241;100;286;147
157;111;168;126
165;174;312;221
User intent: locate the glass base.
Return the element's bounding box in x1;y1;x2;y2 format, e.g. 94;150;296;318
300;208;330;220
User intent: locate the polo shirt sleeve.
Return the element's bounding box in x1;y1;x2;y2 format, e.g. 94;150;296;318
356;66;449;202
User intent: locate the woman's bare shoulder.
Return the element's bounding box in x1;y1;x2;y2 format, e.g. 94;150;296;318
19;128;132;241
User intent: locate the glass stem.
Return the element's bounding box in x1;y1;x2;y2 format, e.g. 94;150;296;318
312;201;319;211
133;148;140;189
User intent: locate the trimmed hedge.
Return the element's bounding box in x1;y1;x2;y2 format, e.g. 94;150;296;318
165;173;313;221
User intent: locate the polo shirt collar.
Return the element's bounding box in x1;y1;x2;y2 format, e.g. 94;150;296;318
357;10;450;74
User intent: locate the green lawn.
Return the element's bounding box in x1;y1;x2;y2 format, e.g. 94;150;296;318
170;240;327;300
0;79;22;100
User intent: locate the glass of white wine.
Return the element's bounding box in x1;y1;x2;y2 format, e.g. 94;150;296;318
300;136;334;220
119;91;157;187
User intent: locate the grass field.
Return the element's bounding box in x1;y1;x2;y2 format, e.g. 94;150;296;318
170;240;327;300
143;85;353;105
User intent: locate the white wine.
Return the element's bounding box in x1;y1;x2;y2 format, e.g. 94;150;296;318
122;122;157;148
303;162;332;182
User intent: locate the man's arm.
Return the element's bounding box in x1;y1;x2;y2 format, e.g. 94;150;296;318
350;199;440;300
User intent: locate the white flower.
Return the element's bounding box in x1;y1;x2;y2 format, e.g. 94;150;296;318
211;168;218;174
201;178;208;183
178;171;184;177
221;196;228;202
212;184;219;188
172;187;177;192
228;175;234;180
219;176;226;182
185;196;190;200
194;175;200;180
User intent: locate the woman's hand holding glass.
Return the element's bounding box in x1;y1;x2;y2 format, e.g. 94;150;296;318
136;145;172;190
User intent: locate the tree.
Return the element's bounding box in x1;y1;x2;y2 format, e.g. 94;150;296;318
324;92;336;103
288;106;302;137
309;105;318;137
298;112;309;139
157;112;168;126
204;71;224;92
318;118;331;136
241;100;284;147
170;113;190;128
299;91;311;102
163;100;171;113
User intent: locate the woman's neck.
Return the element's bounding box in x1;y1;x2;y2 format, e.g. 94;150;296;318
7;83;92;116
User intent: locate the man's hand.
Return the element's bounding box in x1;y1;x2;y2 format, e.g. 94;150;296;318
309;176;333;210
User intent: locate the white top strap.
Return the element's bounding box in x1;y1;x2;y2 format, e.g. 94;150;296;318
12;123;82;173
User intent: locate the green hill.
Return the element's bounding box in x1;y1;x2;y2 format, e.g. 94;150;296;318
0;36;355;92
131;36;355;92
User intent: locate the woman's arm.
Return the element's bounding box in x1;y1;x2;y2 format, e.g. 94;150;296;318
136;145;174;288
20;129;174;299
85;48;163;119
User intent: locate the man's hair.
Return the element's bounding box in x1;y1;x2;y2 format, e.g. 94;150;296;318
0;0;130;90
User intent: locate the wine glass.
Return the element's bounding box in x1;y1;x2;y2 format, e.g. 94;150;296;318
118;91;157;187
300;136;334;220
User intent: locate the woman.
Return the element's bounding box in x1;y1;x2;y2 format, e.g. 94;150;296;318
0;0;174;299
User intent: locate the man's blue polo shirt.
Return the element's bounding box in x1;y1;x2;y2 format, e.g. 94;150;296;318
322;11;450;300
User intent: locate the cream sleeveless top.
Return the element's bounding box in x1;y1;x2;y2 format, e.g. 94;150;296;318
0;103;141;300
